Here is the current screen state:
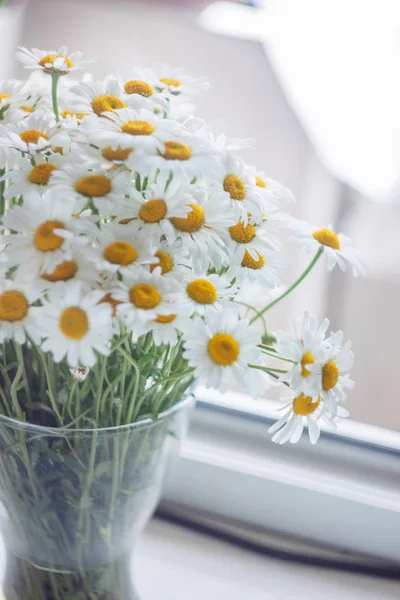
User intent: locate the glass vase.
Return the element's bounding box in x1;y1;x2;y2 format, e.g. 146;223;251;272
0;395;193;600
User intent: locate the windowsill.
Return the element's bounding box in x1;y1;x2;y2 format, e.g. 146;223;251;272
136;517;400;599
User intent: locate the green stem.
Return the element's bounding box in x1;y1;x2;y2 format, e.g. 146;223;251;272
249;364;288;374
95;355;107;423
260;349;296;363
51;73;61;122
249;248;324;324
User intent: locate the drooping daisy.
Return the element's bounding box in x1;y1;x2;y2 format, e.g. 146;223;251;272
83;107;182;155
1;153;66;201
210;154;265;223
275;312;330;396
289;220;366;277
268;393;349;445
182;309;267;396
178;271;237;316
110;172;191;240
0;279;42;344
70;76;136;117
2;195;88;274
91;223;156;274
168;183;236;271
49;164;130;213
0;112;58;159
227;246;286;289
313;330;355;415
112;267;179;329
39;282;113;367
16;46;95;75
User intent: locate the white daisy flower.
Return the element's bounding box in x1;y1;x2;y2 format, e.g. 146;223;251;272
0;80;28;122
110;172;191;240
220;217;281;265
113;267;180;329
184;116;254;153
227;246;286;289
155;65;209;97
147;239;190;277
69;76;138;117
120;69;170;112
313;330;355;415
182;309;267;396
289;220;366;277
168;183;236;272
83;107;182;155
0;112;58;159
2;195;88;274
210;154;265;223
72;140;134;171
91;223;156;274
150;313;190;347
1;153;66;201
245;166;296;206
18;245;98;291
268;393;349;445
136;130;219;179
178;270;237;316
275;312;330;396
39;282;113;368
49;164;130;213
0;279;42;344
16;46;95;75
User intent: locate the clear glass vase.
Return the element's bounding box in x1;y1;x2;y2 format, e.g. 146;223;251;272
0;395;193;600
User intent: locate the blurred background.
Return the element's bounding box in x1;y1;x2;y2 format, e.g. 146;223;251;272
2;0;400;430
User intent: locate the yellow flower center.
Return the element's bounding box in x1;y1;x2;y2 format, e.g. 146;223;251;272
0;93;10;102
160;141;192;161
38;54;73;69
104;241;138;266
160;77;181;87
42;260;78;282
0;291;28;322
34;220;65;252
229;221;256;244
121;120;155;136
59;307;89;340
102;146;133;162
255;176;267;188
223;175;246;201
187;279;217;305
20;105;34;113
19;129;49;145
92;95;126;116
150;251;173;274
301;351;315;377
312;229;341;250
75;175;112;198
139;199;167;223
322;360;339;391
99;293;122;317
293;393;321;416
208;333;240;366
155;314;176;324
129;283;161;309
29;163;57;185
241;250;264;269
170;204;205;233
124;80;154;97
61;109;88;120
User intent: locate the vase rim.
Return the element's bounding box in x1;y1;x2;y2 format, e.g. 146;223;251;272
0;393;194;436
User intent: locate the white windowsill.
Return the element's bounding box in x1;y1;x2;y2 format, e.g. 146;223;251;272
136;518;400;599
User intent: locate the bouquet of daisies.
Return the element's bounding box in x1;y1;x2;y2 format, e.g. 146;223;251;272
0;46;365;444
